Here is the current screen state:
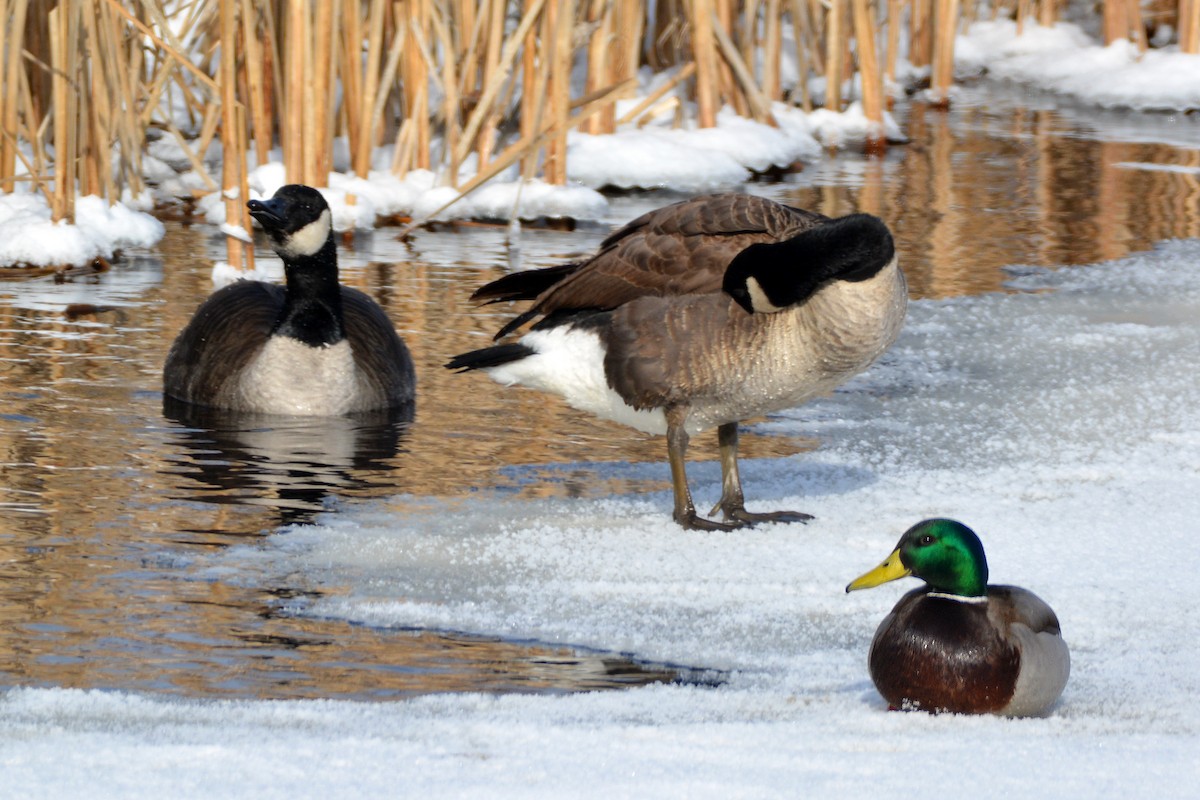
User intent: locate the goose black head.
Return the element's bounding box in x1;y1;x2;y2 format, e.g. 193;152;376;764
247;185;333;260
723;213;895;314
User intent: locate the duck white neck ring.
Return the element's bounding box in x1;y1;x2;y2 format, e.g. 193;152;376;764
926;591;988;604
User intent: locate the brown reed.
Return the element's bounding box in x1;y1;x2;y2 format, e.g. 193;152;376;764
1;0;1194;254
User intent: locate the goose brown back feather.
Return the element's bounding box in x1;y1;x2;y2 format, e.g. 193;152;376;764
483;193;829;338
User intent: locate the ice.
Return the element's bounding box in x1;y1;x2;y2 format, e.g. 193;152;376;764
4;238;1196;798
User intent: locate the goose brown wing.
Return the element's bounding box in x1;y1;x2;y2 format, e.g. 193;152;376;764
342;287;416;405
544;193;828;308
163;281;283;405
488;194;828;339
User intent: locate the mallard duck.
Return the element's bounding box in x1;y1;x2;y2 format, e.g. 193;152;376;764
163;184;415;415
446;193;907;530
846;518;1070;716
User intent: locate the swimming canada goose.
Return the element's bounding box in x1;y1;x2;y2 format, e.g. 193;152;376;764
846;519;1070;716
446;193;907;530
163;184;415;415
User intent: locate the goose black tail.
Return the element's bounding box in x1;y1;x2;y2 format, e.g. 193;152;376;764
469;263;580;303
445;342;536;373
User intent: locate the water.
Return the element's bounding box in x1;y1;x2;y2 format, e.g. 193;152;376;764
1;85;1198;700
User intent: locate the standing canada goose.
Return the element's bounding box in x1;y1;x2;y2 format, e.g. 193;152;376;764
445;193;906;530
163;184;415;415
846;519;1070;716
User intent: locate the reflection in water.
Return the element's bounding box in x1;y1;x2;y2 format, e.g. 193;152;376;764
162;399;414;525
1;87;1199;701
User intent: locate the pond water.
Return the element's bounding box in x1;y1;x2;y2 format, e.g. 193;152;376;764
1;83;1198;701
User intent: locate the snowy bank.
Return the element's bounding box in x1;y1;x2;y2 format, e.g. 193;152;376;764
957;20;1200;111
0;194;164;269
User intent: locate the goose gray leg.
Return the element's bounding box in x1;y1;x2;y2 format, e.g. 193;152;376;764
665;406;740;531
711;422;813;525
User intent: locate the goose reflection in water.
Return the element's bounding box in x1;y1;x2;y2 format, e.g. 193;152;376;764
162;398;413;524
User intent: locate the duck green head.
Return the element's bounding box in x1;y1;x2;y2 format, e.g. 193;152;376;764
845;518;990;597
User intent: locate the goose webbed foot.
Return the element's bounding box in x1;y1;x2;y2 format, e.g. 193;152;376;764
674;508;747;532
711;422;813;527
716;503;814;526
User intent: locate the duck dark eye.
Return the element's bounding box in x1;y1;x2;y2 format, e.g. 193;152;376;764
918;534;935;546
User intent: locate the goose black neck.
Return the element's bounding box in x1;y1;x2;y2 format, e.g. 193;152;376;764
723;213;895;311
773;214;894;283
274;237;345;347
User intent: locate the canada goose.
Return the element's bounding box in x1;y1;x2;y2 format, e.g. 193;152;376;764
163;184;415;415
846;519;1070;716
446;193;906;530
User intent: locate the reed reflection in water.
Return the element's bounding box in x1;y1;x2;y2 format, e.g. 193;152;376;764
1;89;1198;700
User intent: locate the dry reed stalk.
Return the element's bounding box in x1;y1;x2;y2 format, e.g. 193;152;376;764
403;0;432;172
614;0;645;85
825;0;846;111
1182;0;1200;53
456;0;547;171
1102;0;1127;42
690;0;721;128
788;0;814;111
1038;0;1057;26
367;18;408;159
762;0;783;102
584;0;617;135
710;10;777;124
339;0;363;165
235;99;255;272
518;0;539;176
714;0;747;116
929;0;959;108
311;0;338;183
16;64;52;206
2;0;30;192
102;0;219;94
300;3;318;186
48;3;78;223
615;61;697;125
806;0;826;71
474;0;506;166
428;3;464;184
108;0;148;199
736;0;758;90
239;0;272;167
910;0;933;67
404;77;634;230
1124;0;1148;50
543;0;576;185
521;1;558;180
885;0;901;88
220;0;249;270
851;0;886;152
456;0;483;85
390;84;423;175
351;0;387;179
283;0;306;182
81;0;120;201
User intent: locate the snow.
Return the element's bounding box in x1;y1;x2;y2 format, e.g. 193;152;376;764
2;18;1199;798
4;236;1199;798
0;194;165;268
956;20;1200;111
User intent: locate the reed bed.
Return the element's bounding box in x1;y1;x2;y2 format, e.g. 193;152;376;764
0;0;1197;266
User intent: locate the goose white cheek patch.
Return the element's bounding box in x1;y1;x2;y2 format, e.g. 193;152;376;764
279;209;332;258
745;276;785;313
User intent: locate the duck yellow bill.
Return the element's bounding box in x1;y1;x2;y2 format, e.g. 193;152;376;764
845;548;911;592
